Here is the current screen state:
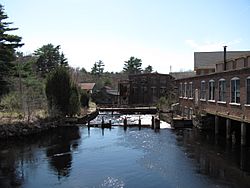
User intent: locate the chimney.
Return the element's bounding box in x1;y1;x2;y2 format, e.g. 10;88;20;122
223;46;227;71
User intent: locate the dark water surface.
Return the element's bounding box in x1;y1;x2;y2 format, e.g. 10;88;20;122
1;124;250;187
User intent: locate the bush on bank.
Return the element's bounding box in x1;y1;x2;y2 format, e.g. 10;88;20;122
45;67;80;117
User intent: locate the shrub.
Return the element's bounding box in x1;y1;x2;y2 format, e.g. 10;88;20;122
80;90;89;107
68;85;80;117
45;67;80;117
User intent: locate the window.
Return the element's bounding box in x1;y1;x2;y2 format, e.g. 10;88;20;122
187;82;190;98
151;87;156;96
218;79;226;102
200;80;206;100
179;83;182;97
247;77;250;104
231;77;240;103
189;82;193;98
184;106;188;117
189;108;193;119
151;87;157;103
184;82;187;98
208;80;215;100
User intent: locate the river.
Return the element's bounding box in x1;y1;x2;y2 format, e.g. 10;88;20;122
0;114;250;188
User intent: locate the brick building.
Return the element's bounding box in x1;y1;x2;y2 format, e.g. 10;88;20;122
119;73;175;105
176;54;250;145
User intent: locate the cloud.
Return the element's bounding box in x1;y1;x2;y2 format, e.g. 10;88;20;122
185;39;242;52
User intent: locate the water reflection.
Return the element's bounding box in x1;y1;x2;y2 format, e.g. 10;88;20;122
0;126;80;187
175;129;250;187
1;124;250;187
46;127;80;179
0;151;24;188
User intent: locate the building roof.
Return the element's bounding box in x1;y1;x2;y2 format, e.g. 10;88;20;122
78;83;95;90
194;51;250;70
170;71;196;79
128;72;172;79
176;66;250;81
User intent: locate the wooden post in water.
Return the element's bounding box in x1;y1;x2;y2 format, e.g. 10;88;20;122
109;119;112;129
88;121;90;131
138;117;141;130
124;117;127;131
101;117;104;129
155;118;160;130
151;116;155;129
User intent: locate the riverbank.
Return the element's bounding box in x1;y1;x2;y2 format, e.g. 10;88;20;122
0;118;64;139
0;103;97;139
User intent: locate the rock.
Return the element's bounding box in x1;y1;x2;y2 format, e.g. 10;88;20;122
34;124;41;129
8;132;14;137
0;131;5;137
22;129;28;133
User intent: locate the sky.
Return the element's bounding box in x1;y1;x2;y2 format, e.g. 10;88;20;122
1;0;250;73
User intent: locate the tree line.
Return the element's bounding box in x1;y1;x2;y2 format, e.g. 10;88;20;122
90;57;153;76
0;3;155;120
0;4;89;120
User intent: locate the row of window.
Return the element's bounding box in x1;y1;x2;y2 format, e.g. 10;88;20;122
179;82;193;98
132;86;167;95
179;77;250;104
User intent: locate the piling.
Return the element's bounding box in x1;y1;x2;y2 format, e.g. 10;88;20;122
155;118;160;129
101;117;104;129
88;121;90;131
241;122;246;146
226;119;231;140
138;117;141;130
124;117;127;131
151;116;155;129
109;120;112;130
215;116;219;135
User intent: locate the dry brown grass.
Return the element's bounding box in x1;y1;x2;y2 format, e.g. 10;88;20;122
0;109;47;125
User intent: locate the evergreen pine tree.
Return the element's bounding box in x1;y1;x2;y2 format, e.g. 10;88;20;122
0;4;23;97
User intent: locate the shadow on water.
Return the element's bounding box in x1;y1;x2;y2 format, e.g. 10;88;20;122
175;128;250;187
0;126;80;188
46;127;80;179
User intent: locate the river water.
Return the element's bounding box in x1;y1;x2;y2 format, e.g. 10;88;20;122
1;114;250;188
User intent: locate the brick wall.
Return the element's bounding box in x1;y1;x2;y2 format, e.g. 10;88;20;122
128;73;174;105
236;57;245;69
216;55;250;72
177;68;250;123
247;57;250;67
196;68;215;75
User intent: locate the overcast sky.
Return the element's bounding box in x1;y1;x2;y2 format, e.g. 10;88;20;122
2;0;250;73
